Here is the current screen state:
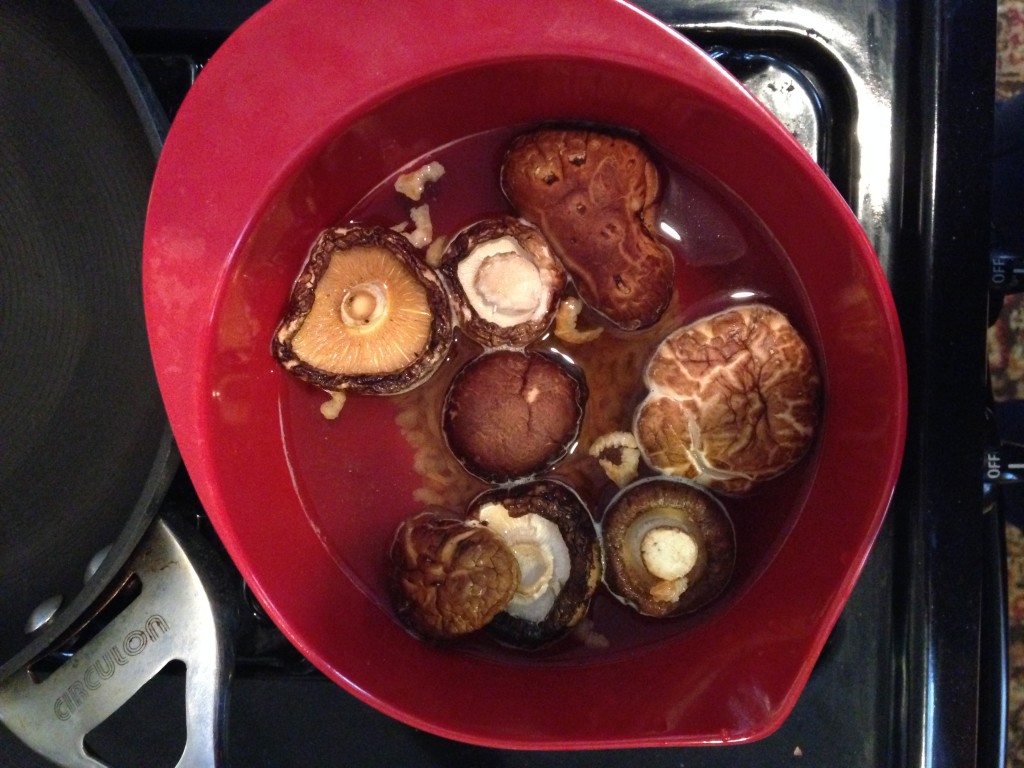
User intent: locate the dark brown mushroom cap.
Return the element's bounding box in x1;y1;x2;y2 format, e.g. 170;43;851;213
601;477;735;617
388;508;520;639
500;127;674;331
442;349;587;483
440;216;566;348
467;480;601;648
272;225;453;394
633;303;821;493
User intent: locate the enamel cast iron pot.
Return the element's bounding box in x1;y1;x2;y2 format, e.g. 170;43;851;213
142;0;907;750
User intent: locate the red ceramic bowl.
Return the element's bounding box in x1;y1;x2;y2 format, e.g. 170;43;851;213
143;0;906;749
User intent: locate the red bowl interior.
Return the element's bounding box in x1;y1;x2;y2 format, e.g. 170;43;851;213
143;0;906;749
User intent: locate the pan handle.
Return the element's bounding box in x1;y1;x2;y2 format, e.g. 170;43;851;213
0;515;233;768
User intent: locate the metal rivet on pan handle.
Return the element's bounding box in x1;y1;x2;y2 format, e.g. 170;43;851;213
24;595;64;635
0;516;234;768
84;545;112;584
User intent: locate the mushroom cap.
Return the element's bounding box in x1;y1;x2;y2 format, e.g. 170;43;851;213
272;225;453;394
500;127;674;331
633;303;821;494
440;216;566;348
388;508;520;640
601;477;735;617
442;349;587;483
467;479;601;648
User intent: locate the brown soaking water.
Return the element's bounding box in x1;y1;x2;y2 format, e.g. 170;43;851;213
278;125;822;663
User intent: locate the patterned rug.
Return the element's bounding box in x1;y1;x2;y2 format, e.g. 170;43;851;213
1008;523;1024;766
990;5;1024;765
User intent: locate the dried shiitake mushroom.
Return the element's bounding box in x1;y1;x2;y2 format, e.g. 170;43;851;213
601;477;735;617
389;508;520;640
633;303;821;494
467;480;601;648
501;127;674;331
440;216;566;348
272;225;453;394
442;349;587;483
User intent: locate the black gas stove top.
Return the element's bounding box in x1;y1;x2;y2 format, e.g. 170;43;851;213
2;0;1002;765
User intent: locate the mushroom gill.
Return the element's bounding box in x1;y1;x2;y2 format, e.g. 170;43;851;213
440;216;566;348
272;225;453;394
601;477;735;617
468;480;601;648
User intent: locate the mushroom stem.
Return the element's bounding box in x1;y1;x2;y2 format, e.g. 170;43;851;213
472;249;542;315
684;415;756;484
340;282;387;327
510;541;555;598
640;525;698;582
458;236;544;324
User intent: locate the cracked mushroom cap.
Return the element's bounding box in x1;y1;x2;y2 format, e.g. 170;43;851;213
633;303;821;494
272;225;453;394
601;477;735;617
467;480;601;648
501;127;674;331
388;508;520;640
442;349;587;483
440;216;566;348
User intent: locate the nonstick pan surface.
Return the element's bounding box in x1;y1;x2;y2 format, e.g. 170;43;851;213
0;0;175;677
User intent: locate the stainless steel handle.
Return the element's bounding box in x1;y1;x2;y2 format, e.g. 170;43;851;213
0;516;233;768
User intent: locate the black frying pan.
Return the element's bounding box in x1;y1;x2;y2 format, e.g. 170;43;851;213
0;0;175;679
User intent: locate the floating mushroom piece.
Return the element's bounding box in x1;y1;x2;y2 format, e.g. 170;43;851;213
501;127;675;331
633;303;821;494
601;477;735;618
467;480;601;648
442;349;587;483
440;216;566;348
388;508;520;640
272;225;453;394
